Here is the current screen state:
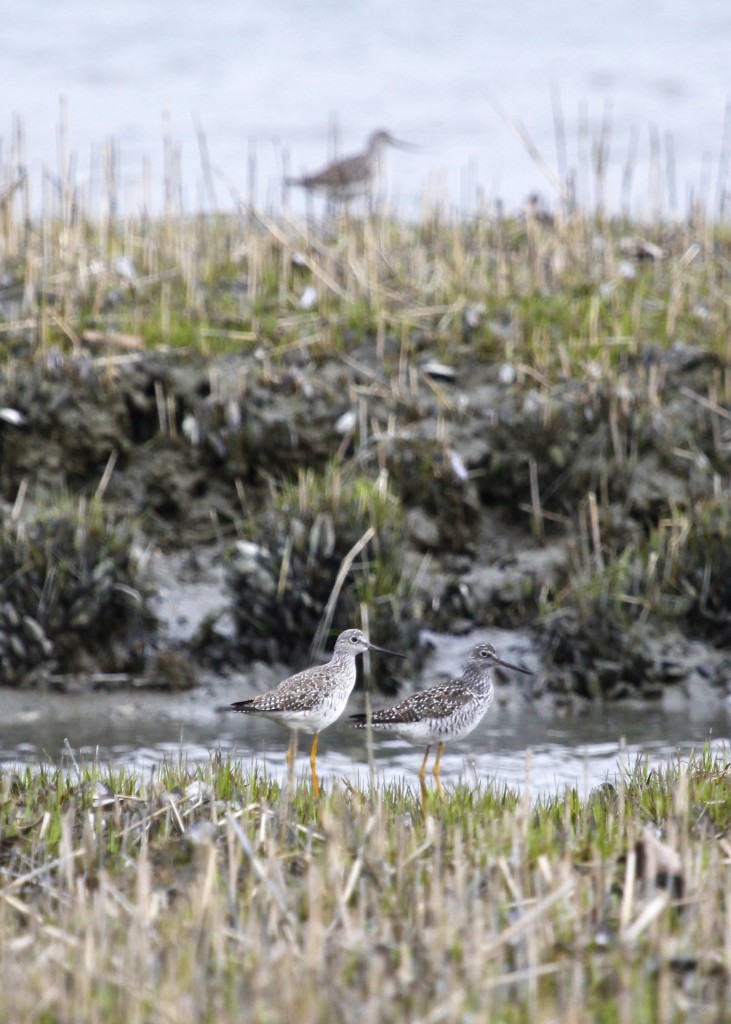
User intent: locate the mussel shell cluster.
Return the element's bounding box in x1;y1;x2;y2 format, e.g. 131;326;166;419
0;602;54;688
0;507;154;688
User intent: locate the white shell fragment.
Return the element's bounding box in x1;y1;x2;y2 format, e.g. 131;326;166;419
421;360;456;381
335;409;357;434
464;302;486;329
497;363;516;386
299;285;318;310
0;408;27;426
447;448;469;482
181;413;201;445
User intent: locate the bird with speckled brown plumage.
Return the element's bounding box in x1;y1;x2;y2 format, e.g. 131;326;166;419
218;628;403;797
351;642;531;799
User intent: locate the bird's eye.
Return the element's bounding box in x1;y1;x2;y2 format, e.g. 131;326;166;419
481;649;489;658
351;635;360;643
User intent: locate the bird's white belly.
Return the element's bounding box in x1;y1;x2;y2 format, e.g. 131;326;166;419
394;716;483;745
265;697;347;734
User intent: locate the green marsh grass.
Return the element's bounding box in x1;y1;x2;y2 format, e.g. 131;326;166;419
4;169;731;379
552;494;731;642
1;752;730;1023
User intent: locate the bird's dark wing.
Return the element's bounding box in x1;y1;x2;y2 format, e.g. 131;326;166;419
218;665;340;715
370;680;474;724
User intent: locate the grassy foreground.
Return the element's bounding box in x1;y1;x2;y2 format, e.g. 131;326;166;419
1;752;730;1023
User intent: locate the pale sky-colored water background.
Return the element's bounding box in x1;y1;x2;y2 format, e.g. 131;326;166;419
2;0;730;216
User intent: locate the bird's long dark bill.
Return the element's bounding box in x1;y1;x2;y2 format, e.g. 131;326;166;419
391;139;417;151
366;642;407;659
496;657;532;675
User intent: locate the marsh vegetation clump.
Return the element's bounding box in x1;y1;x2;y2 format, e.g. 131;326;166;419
227;462;423;669
0;497;155;687
667;498;731;643
539;494;731;697
383;436;482;552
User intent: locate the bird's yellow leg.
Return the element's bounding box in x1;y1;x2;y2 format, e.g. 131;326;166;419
310;732;321;799
433;742;445;800
418;746;431;783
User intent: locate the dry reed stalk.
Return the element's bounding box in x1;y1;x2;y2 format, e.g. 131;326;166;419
153;380;168;435
82;329;144;350
309;525;376;660
94;450;118;502
587;491;604;571
528;457;545;544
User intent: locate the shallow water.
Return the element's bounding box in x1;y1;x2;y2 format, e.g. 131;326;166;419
3;0;730;216
2;629;728;797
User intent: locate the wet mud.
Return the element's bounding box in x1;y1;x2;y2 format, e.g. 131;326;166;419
1;336;730;703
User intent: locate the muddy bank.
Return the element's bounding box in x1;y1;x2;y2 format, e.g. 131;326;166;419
1;335;730;700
